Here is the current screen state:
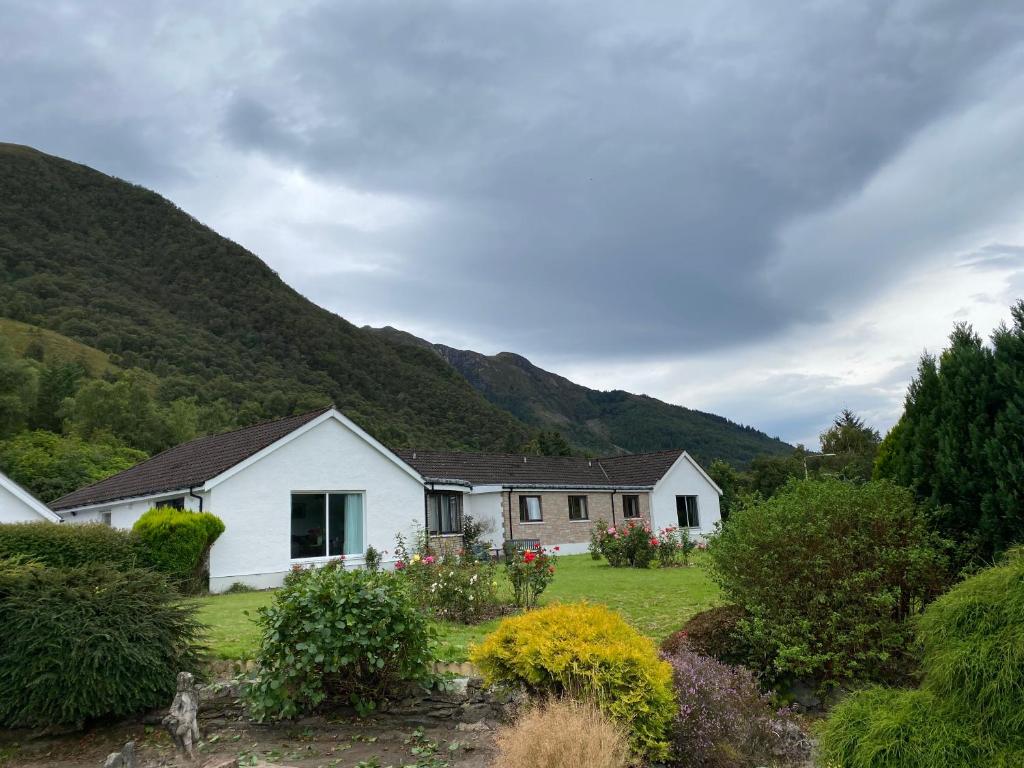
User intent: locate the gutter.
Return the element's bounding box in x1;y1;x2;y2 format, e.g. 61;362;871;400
189;486;204;512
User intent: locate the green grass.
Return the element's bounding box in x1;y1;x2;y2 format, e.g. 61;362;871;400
192;554;722;663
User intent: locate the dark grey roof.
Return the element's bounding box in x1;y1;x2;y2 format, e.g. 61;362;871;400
396;448;686;488
50;407;331;510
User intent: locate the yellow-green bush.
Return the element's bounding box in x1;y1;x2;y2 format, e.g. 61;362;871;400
818;550;1024;767
133;507;224;593
471;603;675;760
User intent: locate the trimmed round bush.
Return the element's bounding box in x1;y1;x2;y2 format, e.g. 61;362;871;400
818;551;1024;767
661;604;756;668
708;479;949;686
246;566;435;719
471;602;676;760
0;559;204;727
0;521;140;570
133;507;225;593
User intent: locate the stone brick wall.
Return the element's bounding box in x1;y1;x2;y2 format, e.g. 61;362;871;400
500;490;651;545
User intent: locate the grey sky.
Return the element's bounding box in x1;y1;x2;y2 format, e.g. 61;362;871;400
4;0;1024;445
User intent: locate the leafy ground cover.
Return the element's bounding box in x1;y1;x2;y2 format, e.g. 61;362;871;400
193;554;720;662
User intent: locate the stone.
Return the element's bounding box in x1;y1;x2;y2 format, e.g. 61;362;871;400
456;721;490;732
163;671;201;761
102;740;135;768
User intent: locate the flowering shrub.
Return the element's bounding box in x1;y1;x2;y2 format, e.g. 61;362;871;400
589;519;607;560
395;552;500;623
472;603;676;760
661;605;758;669
506;545;556;609
597;521;659;568
665;647;809;768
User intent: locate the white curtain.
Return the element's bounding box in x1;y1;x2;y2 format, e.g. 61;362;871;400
344;494;364;555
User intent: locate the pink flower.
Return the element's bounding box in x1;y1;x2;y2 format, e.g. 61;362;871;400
395;560;406;571
423;555;436;565
607;527;616;535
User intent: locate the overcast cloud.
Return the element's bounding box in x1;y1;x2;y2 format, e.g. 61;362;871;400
3;0;1024;446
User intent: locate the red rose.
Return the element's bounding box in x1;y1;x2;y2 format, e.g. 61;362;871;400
554;546;560;552
650;538;659;547
523;551;537;563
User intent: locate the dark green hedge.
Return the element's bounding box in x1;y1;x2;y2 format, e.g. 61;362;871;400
0;521;140;570
0;559;204;727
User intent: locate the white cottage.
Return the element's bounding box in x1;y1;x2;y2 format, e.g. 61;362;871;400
51;407;722;592
0;470;63;524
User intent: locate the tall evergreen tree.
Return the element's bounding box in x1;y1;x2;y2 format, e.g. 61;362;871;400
819;408;881;480
982;301;1024;555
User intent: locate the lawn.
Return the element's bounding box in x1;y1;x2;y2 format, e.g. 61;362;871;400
192;553;721;663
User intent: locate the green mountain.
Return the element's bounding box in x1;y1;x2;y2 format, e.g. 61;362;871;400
371;327;791;464
0;143;529;451
0;143;788;464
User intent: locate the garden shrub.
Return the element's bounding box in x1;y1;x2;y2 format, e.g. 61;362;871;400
0;520;140;570
0;559;204;727
247;566;434;719
132;507;225;593
664;647;808;768
818;550;1024;767
708;479;949;686
505;545;555;608
471;602;676;760
397;553;501;622
493;698;630;768
661;604;756;668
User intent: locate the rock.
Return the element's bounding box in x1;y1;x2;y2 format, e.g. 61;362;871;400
788;679;822;711
102;740;135;768
163;671;202;761
456;721;490;732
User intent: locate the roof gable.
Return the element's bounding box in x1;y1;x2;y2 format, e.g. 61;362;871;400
50;407;332;510
1;471;63;522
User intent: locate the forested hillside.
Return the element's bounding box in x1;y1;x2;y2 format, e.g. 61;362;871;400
0;144;789;500
372;327;791;463
0;143;532;455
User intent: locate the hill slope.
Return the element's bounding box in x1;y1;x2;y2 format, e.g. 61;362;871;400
0;143;530;450
372;327;792;464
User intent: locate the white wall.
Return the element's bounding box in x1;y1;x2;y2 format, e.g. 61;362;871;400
64;492;204;527
650;455;721;538
207;417;424;592
464;491;504;549
0;483;50;523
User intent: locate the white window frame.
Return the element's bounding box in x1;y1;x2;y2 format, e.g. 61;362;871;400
290;490;366;562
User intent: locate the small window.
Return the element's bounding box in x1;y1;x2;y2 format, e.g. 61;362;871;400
291;492;364;559
158;497;185;510
622;494;641;519
428;491;463;535
676;495;700;528
100;511;112;526
568;495;589;521
519;495;543;522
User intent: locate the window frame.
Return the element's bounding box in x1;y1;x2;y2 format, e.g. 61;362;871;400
290;491;366;561
156;496;185;510
675;495;700;528
622;494;641;519
518;495;544;523
568;494;589;521
427;491;464;536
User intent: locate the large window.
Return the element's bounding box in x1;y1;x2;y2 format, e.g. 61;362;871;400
519;495;543;522
291;492;364;559
428;491;463;535
157;497;185;510
622;494;641;519
568;495;589;521
676;495;699;528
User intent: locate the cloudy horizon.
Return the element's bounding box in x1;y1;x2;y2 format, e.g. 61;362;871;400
4;0;1024;447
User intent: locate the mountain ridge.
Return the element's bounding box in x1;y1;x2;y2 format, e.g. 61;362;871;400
0;143;788;465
